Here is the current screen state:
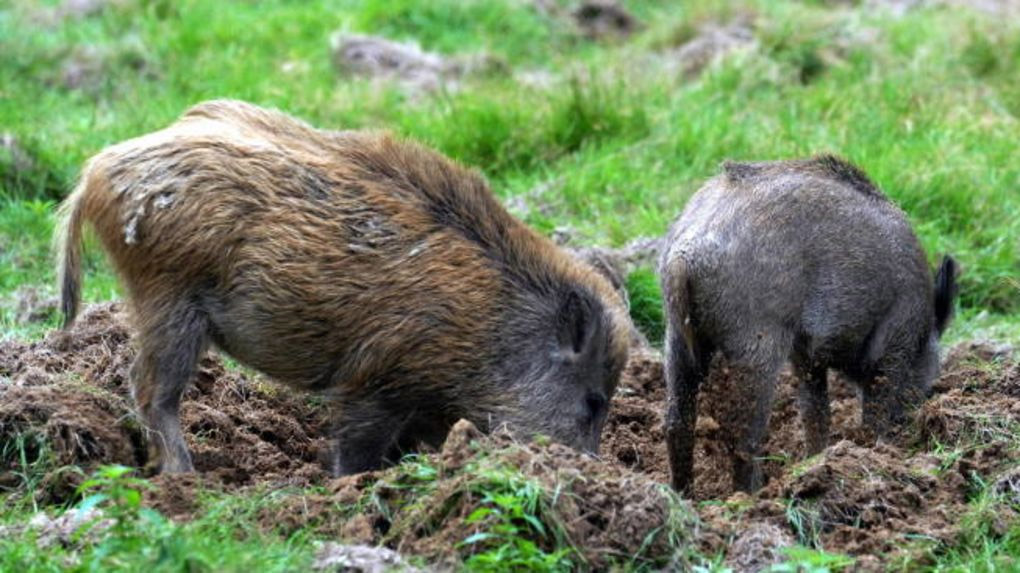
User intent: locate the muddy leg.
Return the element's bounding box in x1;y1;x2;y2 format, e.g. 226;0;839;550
727;359;781;493
330;399;410;476
663;324;707;496
131;303;208;473
793;361;830;456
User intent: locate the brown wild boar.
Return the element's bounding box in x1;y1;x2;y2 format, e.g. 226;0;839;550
56;99;631;475
659;155;957;494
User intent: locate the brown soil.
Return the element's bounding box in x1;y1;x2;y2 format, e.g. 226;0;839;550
0;303;330;504
2;303;1018;568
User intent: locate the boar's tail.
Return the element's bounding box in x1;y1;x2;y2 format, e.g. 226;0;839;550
933;255;958;337
54;170;91;329
662;257;701;384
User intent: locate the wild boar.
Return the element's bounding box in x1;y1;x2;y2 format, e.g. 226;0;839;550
55;99;631;475
659;155;957;493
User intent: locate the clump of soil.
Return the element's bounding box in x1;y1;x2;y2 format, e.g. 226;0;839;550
329;34;504;97
724;521;795;572
8;286;61;324
312;542;421;573
569;236;663;277
667;20;756;78
0;507;112;550
2;303;1017;568
571;0;641;40
56;40;157;92
600;348;668;478
0;303;330;503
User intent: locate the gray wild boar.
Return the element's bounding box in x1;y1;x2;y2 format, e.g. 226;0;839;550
659;155;957;493
56;99;631;475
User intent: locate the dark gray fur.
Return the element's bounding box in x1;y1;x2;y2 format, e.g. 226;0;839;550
659;155;958;494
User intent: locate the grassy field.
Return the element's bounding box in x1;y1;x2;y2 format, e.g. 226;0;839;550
2;0;1019;570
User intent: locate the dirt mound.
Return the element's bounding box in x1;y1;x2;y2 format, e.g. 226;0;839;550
2;303;1018;567
599;339;1019;563
917;341;1020;448
0;303;330;502
769;442;960;555
267;420;691;569
571;1;640;40
599;350;868;500
601;348;668;480
667;20;756;78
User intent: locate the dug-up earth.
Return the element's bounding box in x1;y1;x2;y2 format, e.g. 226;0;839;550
1;304;1019;570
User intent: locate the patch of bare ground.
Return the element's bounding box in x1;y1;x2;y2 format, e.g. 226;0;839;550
329;34;505;98
0;303;330;505
1;303;1016;567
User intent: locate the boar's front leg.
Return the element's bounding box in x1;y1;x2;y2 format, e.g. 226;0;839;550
793;360;830;456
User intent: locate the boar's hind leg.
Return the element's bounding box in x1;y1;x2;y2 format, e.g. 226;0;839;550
793;360;830;456
131;301;208;474
727;338;788;493
664;323;709;496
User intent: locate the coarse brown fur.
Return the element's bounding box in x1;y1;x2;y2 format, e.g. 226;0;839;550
659;155;957;495
56;99;631;475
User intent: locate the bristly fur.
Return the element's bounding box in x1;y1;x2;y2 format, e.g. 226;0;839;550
54;99;632;476
807;154;883;198
662;152;955;495
722;154;885;200
720;159;764;183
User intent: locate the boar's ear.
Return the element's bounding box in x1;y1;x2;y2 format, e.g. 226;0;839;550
556;289;599;356
934;255;958;337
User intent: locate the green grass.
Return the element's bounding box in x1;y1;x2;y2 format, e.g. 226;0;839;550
2;0;1019;569
0;466;322;572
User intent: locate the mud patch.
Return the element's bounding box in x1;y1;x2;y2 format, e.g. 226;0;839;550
329;34;504;97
